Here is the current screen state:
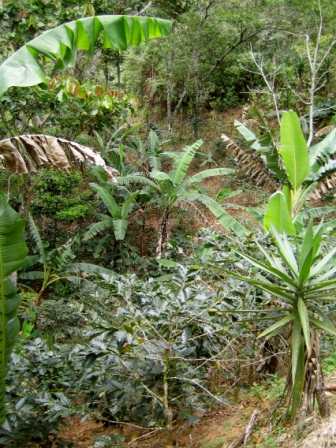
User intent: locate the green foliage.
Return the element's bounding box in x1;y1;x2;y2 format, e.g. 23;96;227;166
84;182;139;243
219;220;336;418
0;192;28;425
31;170;94;223
0;15;172;99
78;266;233;429
1;337;77;446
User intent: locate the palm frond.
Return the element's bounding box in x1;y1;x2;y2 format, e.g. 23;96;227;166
315;125;335;138
221;133;278;190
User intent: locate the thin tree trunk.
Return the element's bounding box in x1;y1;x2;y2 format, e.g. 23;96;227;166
156;208;170;259
87;49;102;80
166;49;174;133
163;348;173;445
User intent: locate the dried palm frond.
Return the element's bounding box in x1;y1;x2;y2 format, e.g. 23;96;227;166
243;118;259;131
0;134;118;181
308;173;336;199
221;133;278;190
315;125;335;138
242;104;250;123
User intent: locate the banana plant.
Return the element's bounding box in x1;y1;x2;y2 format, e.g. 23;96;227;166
263;111;336;235
117;140;247;258
0;15;172;99
20;215;115;305
0;192;28;424
83;183;139;257
232;109;336;234
219;220;336;419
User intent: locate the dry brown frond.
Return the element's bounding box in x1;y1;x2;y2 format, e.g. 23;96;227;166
0;134;118;181
221;133;278;191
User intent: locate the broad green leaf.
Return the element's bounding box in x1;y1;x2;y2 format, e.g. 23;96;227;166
170;140;203;186
117;174;161;192
150;170;172;182
158;259;178;268
234;120;257;142
209;202;248;237
0;16;172;98
28;215;46;267
112;218;128;240
279;111;310;190
93;234;114;258
83;219;114;240
121;192;139;217
309;128;336;174
186;168;235;187
66;262;119;279
282;184;292;214
0;193;28;424
247;207;264;225
264;192;296;235
297;297;310;351
90;183;121;218
215;188;241;202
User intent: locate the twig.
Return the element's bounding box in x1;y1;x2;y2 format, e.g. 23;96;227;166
228;409;260;447
137;1;152;15
169;376;235;407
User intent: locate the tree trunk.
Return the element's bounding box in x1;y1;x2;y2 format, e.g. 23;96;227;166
156;208;170;259
87;49;102;81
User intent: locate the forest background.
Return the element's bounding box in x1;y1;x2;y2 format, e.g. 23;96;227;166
0;0;336;447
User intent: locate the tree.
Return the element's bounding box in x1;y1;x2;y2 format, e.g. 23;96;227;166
117;139;246;258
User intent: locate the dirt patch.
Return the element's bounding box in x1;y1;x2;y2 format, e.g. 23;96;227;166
54;396;274;447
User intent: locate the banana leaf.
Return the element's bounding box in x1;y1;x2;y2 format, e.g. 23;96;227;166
0;15;172;98
0;192;28;424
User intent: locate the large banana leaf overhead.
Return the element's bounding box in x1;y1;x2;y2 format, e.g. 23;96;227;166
0;15;172;99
